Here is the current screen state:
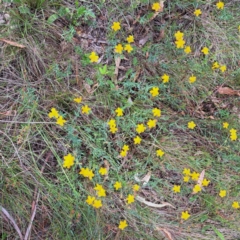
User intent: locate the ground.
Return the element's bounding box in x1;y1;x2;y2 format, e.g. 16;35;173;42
0;0;240;239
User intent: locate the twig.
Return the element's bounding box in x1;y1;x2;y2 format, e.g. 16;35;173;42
24;152;51;240
24;191;40;240
0;120;55;124
1;205;24;240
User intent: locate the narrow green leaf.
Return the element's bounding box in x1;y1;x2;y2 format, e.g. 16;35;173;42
212;227;225;240
47;14;59;24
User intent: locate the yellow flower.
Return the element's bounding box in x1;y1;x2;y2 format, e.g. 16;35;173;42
114;181;122;190
136;124;146;134
191;172;199;181
183;168;191;175
219;190;226;198
150;87;159;97
111;21;121;31
161;74;170;83
222;122;229;129
126;194;135;204
85;169;95;180
152;2;161;12
126;35;134;43
115;107;123;117
184;46;191;54
94;184;106;197
82;105;91;114
220;65;227;73
96;188;106;197
152;108;161;117
201;47;209;55
122;145;129;152
181;211;190;220
133;135;142;145
133;184;140;191
232;201;240;209
183;175;190;182
108;118;117;132
89;51;99;63
193;184;201;193
120;150;127;157
175;31;184;40
48;108;59;119
110;126;118;134
63;153;75;168
172;185;181;193
56;116;67;126
230;128;237;134
156;149;165;157
99;167;108;176
92;199;102;208
147;119;157;129
230;128;237;141
194;9;202;17
202;179;210;187
119;220;128;230
79;168;87;177
212;61;220;69
188;121;196;129
74;97;82;103
86;196;95;206
79;168;95;180
124;44;133;53
175;39;185;49
189;75;196;84
216;1;224;10
108;119;116;127
230;134;237;141
115;44;123;54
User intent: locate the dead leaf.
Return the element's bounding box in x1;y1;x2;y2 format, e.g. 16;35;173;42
197;169;205;187
141;171;151;186
155;227;173;240
135;171;152;186
103;160;110;171
133;67;142;82
139;35;150;46
83;82;98;94
136;196;175;208
84;82;91;93
217;86;240;96
113;57;121;84
0;38;25;48
156;29;165;42
103;160;110;181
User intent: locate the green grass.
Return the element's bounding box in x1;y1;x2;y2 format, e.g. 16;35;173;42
1;0;240;239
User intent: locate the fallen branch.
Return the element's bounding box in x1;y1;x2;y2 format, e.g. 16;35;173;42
1;205;23;240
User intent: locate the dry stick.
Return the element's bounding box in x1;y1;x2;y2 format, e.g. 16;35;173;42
0;120;55;124
1;205;24;240
24;152;51;240
24;192;40;240
0;130;23;168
